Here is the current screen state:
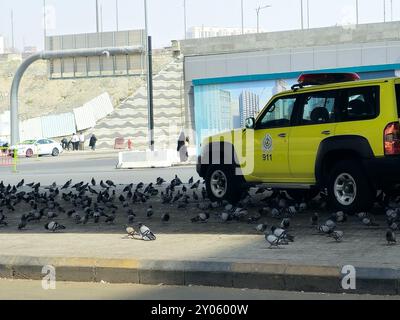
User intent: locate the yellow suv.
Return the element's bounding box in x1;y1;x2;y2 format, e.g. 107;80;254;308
197;73;400;212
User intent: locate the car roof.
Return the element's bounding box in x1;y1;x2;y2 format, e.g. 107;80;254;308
276;76;397;97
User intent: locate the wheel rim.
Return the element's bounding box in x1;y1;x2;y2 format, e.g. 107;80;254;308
210;170;228;198
53;149;59;156
334;173;357;206
26;149;33;157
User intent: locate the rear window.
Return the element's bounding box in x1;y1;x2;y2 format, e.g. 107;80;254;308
396;84;400;117
339;86;379;122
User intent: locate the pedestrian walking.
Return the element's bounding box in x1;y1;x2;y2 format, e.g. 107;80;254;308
89;134;97;151
79;132;85;151
177;131;188;162
71;133;79;151
128;139;133;150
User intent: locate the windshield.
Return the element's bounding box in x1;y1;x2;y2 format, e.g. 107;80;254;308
19;140;36;145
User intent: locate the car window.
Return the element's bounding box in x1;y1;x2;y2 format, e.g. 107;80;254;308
36;140;45;144
298;92;337;125
339;86;379;121
257;97;297;129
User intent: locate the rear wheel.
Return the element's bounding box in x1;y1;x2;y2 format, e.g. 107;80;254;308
205;165;244;204
327;160;374;212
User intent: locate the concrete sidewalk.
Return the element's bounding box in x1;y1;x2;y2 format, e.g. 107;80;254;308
0;229;398;295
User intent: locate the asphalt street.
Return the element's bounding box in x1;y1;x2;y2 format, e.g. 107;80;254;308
0;154;199;186
0;279;397;300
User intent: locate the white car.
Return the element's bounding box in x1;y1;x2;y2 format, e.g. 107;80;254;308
9;138;63;158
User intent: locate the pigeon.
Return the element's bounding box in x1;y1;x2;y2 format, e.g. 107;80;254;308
141;205;152;219
16;179;24;188
126;226;136;237
280;218;290;230
317;224;333;235
106;180;116;188
61;180;72;190
193;191;199;201
201;187;207;200
271;226;294;242
138;223;156;241
188;177;194;185
325;219;337;231
191;180;201;190
161;213;170;222
310;213;319;226
45;221;66;232
191;212;209;223
255;223;268;233
265;234;286;248
105;214;116;224
330;230;344;242
386;230;397;245
156;177;166;185
332;211;347;223
362;217;379;227
220;211;232;222
18;214;28;230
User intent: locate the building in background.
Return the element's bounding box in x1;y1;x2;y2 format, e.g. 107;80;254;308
239;91;260;127
194;85;232;144
187;26;260;39
22;46;38;59
0;36;5;54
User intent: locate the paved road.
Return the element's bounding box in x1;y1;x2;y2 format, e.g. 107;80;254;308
0;154;199;186
0;279;396;300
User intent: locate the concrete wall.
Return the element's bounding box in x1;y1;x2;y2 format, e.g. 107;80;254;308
180;21;400;57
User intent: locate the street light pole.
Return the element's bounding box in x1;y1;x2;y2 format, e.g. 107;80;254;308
96;0;100;32
301;0;304;29
356;0;359;25
384;0;386;22
307;0;310;29
43;0;47;47
241;0;244;34
144;0;154;151
256;5;271;33
184;0;187;39
116;0;119;31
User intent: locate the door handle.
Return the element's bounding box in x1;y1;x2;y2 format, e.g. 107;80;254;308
278;133;287;138
321;131;331;135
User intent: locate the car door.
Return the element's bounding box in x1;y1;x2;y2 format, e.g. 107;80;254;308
288;90;338;183
249;95;298;182
35;139;46;155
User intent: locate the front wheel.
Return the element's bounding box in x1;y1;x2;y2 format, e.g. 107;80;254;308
327;160;374;213
205;165;244;204
52;148;60;157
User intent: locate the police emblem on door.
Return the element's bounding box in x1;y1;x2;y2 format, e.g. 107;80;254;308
263;134;273;152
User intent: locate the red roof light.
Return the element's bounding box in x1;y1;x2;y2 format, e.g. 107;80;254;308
297;73;361;86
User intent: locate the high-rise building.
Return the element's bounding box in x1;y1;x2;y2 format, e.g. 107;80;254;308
0;36;5;54
187;26;261;39
239;91;260;127
194;85;232;148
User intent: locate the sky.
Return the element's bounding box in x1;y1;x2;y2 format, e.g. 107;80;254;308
0;0;399;50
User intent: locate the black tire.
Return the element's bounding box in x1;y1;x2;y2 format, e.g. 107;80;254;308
52;148;59;157
327;160;374;213
205;165;244;204
286;188;320;202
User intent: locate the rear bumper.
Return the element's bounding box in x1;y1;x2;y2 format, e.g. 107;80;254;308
363;156;400;188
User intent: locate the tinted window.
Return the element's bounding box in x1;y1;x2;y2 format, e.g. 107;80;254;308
339;86;379;121
257;97;297;129
298;92;337;125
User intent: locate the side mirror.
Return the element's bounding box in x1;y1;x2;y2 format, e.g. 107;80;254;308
245;117;256;129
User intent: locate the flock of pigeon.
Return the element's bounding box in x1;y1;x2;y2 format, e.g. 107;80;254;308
0;177;398;247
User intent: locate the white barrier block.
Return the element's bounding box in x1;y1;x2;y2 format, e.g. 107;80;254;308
117;149;179;169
